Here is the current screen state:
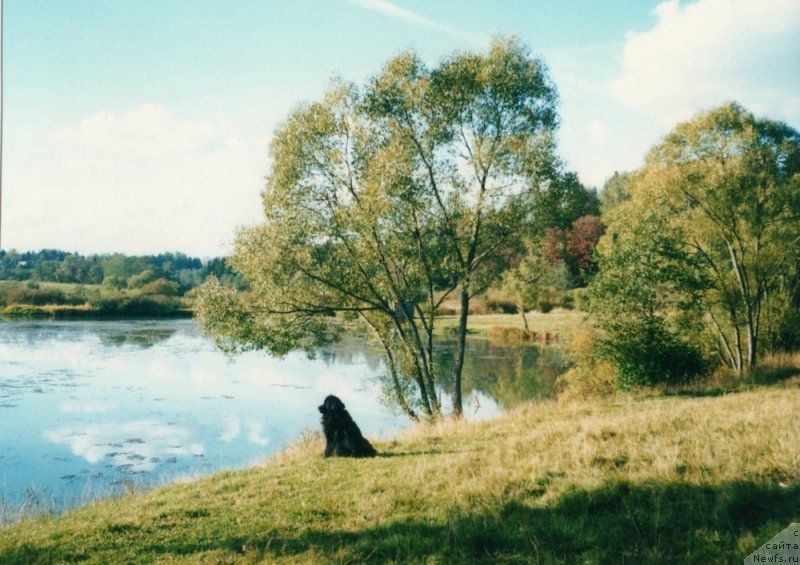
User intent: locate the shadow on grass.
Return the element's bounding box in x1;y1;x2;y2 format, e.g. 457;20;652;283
272;480;797;563
5;480;797;563
663;365;800;399
376;449;465;458
750;366;800;386
662;388;730;398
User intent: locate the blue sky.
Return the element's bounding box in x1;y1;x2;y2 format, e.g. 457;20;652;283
3;0;799;256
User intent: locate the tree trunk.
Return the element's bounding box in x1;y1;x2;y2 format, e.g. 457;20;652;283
361;314;422;421
408;318;441;414
733;325;744;375
746;293;762;371
381;339;419;422
520;303;529;332
451;283;470;417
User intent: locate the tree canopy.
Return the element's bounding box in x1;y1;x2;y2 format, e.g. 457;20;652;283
195;38;565;420
591;102;800;379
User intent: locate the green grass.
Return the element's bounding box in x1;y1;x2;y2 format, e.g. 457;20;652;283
1;383;797;563
438;310;586;342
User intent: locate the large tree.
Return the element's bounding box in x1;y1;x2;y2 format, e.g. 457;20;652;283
194;38;561;420
596;103;800;376
645;103;800;373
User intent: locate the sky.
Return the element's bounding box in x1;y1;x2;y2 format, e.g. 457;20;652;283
2;0;799;257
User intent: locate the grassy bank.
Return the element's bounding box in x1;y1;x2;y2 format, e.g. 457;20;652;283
0;281;191;318
440;310;586;342
1;381;797;563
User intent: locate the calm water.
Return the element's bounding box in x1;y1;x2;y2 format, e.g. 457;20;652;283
0;319;565;519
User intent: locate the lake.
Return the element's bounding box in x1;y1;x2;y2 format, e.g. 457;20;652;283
0;318;565;521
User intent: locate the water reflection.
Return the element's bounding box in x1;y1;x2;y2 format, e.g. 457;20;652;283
317;330;567;410
45;420;201;474
98;328;177;349
445;338;566;410
0;319;566;520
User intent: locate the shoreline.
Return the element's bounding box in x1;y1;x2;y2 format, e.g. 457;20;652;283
2;384;797;562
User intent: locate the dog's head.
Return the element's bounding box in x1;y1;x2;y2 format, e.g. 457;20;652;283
318;394;345;415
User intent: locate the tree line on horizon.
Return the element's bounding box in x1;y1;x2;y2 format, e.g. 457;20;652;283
0;249;239;295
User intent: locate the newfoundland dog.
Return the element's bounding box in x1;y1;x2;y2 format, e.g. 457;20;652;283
318;395;377;458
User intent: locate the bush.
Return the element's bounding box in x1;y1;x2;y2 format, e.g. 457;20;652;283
487;326;535;343
435;305;457;315
127;270;160;289
103;276;128;290
90;295;185;317
555;327;616;402
769;308;800;352
1;304;51;317
4;288;84;306
599;323;707;389
486;298;518;314
572;288;589;311
467;299;490;315
138;278;180;296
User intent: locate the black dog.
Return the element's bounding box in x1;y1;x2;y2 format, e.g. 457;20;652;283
318;395;377;458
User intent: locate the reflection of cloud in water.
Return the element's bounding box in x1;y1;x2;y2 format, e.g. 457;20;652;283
463;390;501;420
219;416;241;443
45;420;201;473
311;366;383;413
60;401;109;413
247;421;270;447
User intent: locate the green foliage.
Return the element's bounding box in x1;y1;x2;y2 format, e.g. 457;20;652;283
0;286;84;307
195;37;562;420
90;295;186;317
635;102;800;373
599;171;632;215
126;269;161;289
599;323;708;389
0;249;231;296
501;212;603;328
138;278;180;296
101;254;152;281
588;103;800;386
589;209;710;387
531;171;600;232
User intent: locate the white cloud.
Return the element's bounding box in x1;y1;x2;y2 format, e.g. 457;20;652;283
610;0;800;128
5;103;269;256
50;103;215;156
347;0;488;46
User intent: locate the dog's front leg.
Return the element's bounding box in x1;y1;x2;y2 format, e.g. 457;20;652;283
324;428;341;458
323;423;335;457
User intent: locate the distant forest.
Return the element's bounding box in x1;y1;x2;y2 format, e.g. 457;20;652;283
0;249;238;295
